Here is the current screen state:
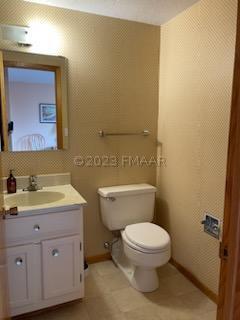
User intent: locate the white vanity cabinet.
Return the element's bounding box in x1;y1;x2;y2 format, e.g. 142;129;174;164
4;207;84;317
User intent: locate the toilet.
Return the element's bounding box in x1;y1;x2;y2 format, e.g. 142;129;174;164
98;184;171;292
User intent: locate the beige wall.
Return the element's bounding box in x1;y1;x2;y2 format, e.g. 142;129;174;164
0;0;160;256
157;0;237;294
0;0;235;293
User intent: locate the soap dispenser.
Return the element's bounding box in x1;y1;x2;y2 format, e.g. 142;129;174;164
7;169;16;194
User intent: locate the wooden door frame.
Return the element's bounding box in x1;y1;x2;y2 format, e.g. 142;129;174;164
217;1;240;319
0;52;9;152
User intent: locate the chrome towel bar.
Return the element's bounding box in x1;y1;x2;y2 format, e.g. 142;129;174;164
98;129;150;137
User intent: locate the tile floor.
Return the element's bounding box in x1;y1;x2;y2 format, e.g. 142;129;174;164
24;261;217;320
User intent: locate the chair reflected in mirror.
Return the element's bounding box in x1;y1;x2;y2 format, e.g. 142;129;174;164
17;134;46;151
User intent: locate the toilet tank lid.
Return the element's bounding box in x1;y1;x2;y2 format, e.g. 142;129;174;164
98;184;157;197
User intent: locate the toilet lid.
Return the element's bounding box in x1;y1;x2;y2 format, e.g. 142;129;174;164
125;222;170;251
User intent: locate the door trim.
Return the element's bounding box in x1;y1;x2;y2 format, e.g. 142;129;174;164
0;51;9;151
217;1;240;319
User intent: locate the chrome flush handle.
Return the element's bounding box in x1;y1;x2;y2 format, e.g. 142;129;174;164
106;197;116;202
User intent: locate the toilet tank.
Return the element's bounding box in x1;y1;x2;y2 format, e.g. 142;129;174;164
98;184;157;231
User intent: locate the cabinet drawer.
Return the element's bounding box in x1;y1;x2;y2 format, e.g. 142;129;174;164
5;209;81;246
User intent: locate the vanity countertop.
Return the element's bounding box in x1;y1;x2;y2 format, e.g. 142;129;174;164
3;184;87;217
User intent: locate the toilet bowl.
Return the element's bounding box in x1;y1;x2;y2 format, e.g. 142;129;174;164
121;222;171;292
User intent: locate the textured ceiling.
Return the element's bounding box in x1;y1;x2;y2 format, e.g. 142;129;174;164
24;0;199;25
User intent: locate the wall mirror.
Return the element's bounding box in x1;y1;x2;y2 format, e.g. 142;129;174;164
0;50;68;152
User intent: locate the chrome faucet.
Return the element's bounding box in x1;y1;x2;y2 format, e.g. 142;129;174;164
23;175;42;192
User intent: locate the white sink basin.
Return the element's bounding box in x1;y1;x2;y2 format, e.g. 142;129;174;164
3;184;87;216
4;191;65;207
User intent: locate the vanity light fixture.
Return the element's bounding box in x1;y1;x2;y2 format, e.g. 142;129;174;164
0;24;32;47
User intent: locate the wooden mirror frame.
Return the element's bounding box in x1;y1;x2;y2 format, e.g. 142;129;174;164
0;50;68;152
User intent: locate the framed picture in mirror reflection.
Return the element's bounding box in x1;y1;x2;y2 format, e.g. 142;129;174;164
39;103;56;123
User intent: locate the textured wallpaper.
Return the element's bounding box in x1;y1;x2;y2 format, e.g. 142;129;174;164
0;0;160;256
157;0;237;294
0;0;235;295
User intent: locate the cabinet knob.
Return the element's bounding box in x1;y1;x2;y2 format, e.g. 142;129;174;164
33;224;40;231
52;249;59;257
15;257;23;266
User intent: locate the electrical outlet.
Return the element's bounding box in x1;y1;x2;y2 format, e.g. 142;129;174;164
202;213;221;240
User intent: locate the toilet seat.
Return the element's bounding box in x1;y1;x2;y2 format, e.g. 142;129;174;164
122;222;170;254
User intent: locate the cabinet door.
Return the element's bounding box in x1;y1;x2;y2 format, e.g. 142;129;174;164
6;244;34;308
42;235;81;299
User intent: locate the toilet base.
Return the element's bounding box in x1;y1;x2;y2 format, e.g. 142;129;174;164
111;238;159;293
131;267;159;292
